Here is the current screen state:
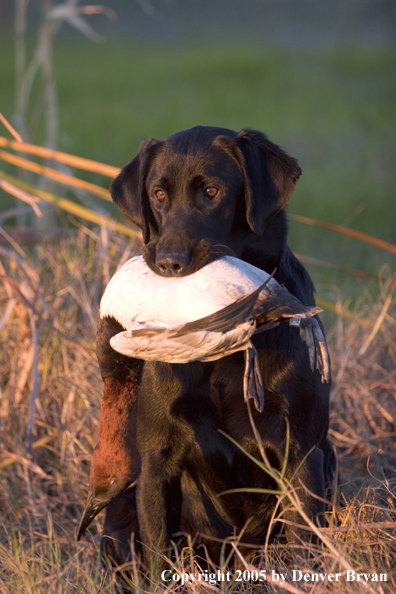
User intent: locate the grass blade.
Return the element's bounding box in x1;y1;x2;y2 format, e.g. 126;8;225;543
290;213;396;256
0;170;140;239
0;112;23;142
0;150;112;201
0;135;120;177
0;178;43;217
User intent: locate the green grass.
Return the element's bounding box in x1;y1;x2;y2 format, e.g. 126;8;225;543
0;37;395;299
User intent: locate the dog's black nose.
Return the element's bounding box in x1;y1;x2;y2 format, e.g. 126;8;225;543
155;249;191;277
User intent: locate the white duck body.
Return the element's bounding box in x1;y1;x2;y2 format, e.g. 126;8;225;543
101;255;278;331
100;256;329;412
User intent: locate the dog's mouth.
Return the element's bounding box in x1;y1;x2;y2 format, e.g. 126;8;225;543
142;239;236;278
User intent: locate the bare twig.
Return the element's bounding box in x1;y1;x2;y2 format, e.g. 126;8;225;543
0;298;17;334
0;271;89;351
358;293;393;357
14;0;30;140
0;113;23;143
26;311;39;456
0;178;42;217
0;205;44;224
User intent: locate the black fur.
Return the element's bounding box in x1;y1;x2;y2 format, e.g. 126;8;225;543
99;126;334;569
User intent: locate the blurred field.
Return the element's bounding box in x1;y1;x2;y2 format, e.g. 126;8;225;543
1;36;395;294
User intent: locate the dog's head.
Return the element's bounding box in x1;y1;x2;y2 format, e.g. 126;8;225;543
111;126;301;277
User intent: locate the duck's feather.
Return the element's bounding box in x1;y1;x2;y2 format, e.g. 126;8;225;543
110;321;255;364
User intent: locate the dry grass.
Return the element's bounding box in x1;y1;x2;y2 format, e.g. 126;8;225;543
0;226;395;593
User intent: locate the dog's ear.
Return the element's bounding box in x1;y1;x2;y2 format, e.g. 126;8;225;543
110;138;162;244
236;129;301;235
214;129;301;236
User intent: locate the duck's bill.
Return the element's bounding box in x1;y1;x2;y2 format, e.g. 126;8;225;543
77;491;110;540
77;478;139;540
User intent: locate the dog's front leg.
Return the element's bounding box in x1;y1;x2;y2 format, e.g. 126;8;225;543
137;459;183;569
136;361;215;569
283;446;326;545
136;362;194;570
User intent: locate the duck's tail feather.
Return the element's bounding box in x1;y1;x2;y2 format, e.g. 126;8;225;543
298;318;331;383
254;285;322;327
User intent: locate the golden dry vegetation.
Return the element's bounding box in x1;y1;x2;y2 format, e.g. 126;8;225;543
1;224;395;593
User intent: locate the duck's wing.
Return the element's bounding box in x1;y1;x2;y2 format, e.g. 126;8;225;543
171;277;273;337
110;322;255;364
175;268;320;335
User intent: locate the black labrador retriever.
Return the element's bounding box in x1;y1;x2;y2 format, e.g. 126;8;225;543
90;126;334;570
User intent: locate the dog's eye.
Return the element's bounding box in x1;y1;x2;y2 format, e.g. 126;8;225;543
155;189;166;202
204;187;218;199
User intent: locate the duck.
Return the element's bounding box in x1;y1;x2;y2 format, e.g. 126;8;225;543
100;255;330;412
76;379;140;542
